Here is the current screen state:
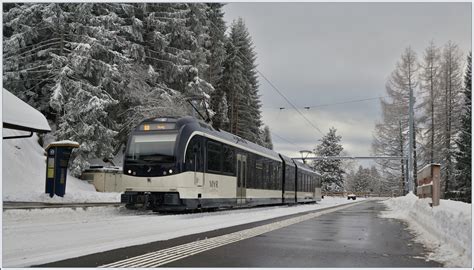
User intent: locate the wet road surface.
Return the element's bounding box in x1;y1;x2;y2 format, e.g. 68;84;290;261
163;200;441;267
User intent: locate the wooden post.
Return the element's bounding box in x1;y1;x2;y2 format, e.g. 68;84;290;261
431;164;440;206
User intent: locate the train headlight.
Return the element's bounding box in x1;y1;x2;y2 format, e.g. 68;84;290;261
163;171;167;175
169;169;173;174
128;170;131;174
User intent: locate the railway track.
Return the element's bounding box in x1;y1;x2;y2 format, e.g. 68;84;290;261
2;201;122;210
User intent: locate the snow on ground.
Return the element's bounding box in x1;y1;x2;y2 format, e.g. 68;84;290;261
2;196;365;267
2;129;120;203
380;193;472;267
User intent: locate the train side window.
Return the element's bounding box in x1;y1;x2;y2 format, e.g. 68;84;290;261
269;161;276;190
207;141;222;172
274;162;279;190
296;171;299;191
305;174;308;192
222;145;235;175
307;175;310;191
274;162;278;190
278;163;283;189
288;166;292;190
250;154;257;188
276;164;280;190
274;164;277;190
246;153;253;188
256;159;263;189
306;175;309;191
286;166;290;190
290;167;295;190
303;174;306;192
304;174;309;191
304;174;307;191
267;162;272;189
301;173;305;192
300;173;304;192
267;160;272;189
308;175;311;191
185;136;203;172
302;174;305;192
297;172;301;192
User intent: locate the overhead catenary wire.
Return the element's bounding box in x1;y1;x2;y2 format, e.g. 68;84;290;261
270;130;306;151
264;96;390;110
207;19;325;137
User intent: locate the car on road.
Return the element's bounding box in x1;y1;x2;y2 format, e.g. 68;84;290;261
347;193;356;200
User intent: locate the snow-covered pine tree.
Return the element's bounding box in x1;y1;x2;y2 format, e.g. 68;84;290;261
352;166;372;193
206;3;229;130
454;52;471;202
418;41;442;166
49;3;134;175
3;3;69;116
260;125;273;150
142;3;192;92
347;165;381;194
372;47;419;195
239;19;263;144
311;127;345;192
344;169;356;192
220;18;263;143
435;41;464;196
186;3;210;74
369;165;382;194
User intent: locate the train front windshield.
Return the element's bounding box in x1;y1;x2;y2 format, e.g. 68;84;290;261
126;133;177;163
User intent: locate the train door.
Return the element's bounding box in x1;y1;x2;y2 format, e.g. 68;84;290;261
193;138;204;187
236;153;247;204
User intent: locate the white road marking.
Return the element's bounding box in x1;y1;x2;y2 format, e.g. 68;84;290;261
101;201;365;268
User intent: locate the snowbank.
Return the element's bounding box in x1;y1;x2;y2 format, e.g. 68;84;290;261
380;193;472;267
2;129;120;203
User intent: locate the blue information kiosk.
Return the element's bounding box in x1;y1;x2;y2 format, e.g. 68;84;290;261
45;141;79;197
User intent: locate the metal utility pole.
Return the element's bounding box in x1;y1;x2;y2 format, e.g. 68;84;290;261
408;85;415;193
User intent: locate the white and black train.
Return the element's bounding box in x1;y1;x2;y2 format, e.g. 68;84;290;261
121;116;322;211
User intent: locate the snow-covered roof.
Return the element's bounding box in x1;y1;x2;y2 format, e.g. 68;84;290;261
3;88;51;133
46;140;80;150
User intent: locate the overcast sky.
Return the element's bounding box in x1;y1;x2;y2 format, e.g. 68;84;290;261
223;2;471;165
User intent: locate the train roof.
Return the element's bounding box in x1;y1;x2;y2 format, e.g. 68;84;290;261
293;159;319;174
141;116;282;161
278;154;296;167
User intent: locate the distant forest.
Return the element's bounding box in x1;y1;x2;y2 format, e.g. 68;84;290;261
3;3;273;175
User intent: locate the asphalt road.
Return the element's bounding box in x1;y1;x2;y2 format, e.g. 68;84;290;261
39;200;442;267
162;200;441;267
